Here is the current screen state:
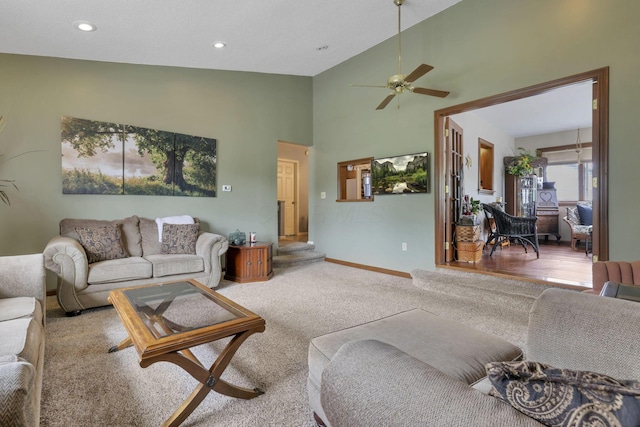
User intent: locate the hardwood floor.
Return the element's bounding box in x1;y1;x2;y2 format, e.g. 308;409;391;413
280;234;592;291
448;239;593;291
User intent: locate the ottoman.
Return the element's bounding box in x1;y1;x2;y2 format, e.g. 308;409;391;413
307;308;522;425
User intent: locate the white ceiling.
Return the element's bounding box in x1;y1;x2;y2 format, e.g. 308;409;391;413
0;0;462;77
470;81;594;138
0;0;592;136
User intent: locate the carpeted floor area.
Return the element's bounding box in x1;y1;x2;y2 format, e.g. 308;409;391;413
41;262;552;426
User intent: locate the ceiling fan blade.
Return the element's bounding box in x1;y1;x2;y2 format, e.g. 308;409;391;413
412;87;450;98
404;64;434;83
376;94;396;110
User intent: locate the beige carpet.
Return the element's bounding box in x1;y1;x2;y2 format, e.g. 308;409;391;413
41;263;552;427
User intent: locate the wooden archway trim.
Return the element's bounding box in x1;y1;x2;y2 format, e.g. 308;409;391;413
434;67;609;266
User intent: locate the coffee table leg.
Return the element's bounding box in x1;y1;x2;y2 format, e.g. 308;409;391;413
143;328;264;427
108;336;132;353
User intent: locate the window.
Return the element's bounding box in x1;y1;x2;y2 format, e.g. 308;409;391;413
478;138;495;194
541;143;592;202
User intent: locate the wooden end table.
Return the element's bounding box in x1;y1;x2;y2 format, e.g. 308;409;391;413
108;279;265;427
224;242;273;283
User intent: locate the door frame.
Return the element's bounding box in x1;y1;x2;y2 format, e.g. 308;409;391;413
433;67;609;266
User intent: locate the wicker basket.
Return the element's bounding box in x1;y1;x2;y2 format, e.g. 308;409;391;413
457;240;484;263
455;225;481;242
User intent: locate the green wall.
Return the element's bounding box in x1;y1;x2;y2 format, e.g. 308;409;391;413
2;0;640;282
311;0;640;272
0;54;312;269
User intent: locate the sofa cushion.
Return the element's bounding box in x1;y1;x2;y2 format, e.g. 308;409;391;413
161;223;199;254
487;361;640;427
0;297;42;326
0;318;43;367
87;257;153;284
140;217;162;255
308;309;522;394
60;215;142;257
145;254;205;278
76;224;128;263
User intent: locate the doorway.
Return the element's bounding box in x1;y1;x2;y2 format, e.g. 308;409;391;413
434;68;609;287
277;141;309;245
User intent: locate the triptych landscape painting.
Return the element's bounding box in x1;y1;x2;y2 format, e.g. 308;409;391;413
61;117;217;197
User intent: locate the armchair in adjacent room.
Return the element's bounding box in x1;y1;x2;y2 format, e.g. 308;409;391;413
562;201;592;251
482;203;539;258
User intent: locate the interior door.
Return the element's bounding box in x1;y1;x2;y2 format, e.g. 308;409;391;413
277;159;297;236
445;117;464;262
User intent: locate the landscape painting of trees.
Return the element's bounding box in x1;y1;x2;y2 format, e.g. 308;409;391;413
371;152;429;195
61;117;216;197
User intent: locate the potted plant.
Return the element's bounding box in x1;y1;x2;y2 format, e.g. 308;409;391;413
460;195;481;225
506;147;534;177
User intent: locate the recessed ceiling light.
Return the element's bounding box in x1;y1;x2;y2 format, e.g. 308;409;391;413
73;21;97;32
212;42;227;49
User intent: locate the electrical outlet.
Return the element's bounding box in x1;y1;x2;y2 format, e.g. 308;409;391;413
222;185;232;192
402;242;407;251
320;192;326;199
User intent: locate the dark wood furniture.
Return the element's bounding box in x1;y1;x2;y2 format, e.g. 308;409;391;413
535;188;560;241
108;279;266;427
225;242;273;283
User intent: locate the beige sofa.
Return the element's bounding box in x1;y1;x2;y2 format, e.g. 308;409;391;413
310;288;640;426
0;254;46;427
44;215;228;315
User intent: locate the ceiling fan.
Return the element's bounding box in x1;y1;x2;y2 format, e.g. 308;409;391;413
352;0;450;110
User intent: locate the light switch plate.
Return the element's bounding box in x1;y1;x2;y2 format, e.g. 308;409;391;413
222;185;232;192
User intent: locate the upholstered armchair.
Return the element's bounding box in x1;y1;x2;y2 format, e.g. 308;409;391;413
562;201;592;251
482;203;539;258
587;259;640;295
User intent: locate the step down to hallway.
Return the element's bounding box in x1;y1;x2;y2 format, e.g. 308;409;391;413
273;242;326;268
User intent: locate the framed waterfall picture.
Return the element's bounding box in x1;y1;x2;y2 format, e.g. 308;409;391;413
371;152;429;195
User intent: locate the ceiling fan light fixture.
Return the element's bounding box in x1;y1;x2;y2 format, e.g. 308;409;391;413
351;0;450;110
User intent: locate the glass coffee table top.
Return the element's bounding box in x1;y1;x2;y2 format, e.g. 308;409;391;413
124;281;242;339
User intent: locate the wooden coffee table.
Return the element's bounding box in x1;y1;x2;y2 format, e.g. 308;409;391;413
108;279;266;427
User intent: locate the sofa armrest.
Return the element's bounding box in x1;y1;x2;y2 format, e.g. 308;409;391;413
0;355;37;427
0;254;45;304
321;340;541;427
195;232;229;288
43;236;89;313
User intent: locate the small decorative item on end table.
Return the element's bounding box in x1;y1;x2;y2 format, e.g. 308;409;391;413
225;242;273;283
107;279;266;427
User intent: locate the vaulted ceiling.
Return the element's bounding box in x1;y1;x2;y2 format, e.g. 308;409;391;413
1;0;592;136
0;0;462;77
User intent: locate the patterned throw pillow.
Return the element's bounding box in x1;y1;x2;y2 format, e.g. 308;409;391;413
486;361;640;427
161;223;199;254
75;224;128;264
566;206;581;225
